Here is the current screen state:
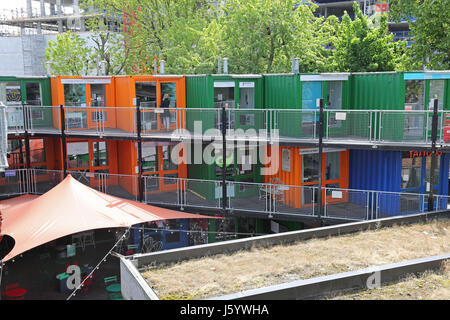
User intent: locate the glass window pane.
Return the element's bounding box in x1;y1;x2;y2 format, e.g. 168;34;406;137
160;83;177;107
302;153;320;183
90;84;106;107
67;142;89;168
426;155;440;186
64;84;86;106
142;144;158;173
93;141;108;167
326;81;342;109
428;80;444;110
401;151;422;189
163;145;178;171
7;140;25;166
239;87;254;109
0;82;22;105
136;82;156;108
25;83;42;106
30;139;45;163
214;83;235;108
404;80;424;110
325;151;340;180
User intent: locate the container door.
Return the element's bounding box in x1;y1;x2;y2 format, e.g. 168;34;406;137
160;144;179;192
142;143;161;193
0;81;24;132
23;81;51;132
325;81;345;137
236;81;257;131
301;81;322;137
427;80;445;140
214;81;235;131
136;82;158;132
160;82;178;132
88;84;108;134
404;80;425;141
63;83;89;130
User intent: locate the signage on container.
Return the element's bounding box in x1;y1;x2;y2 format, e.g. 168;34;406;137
61;78;111;84
409;151;442;158
213;82;235;88
281;149;291;172
299;148;346;155
239;82;254;88
5;170;16;177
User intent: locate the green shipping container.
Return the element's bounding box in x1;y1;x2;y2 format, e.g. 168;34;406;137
0;76;52;131
186;74;265;135
264;73;352;139
350;71;450;141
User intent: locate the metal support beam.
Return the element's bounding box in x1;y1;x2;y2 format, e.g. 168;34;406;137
22;104;31;169
317;98;324;225
222;105;227;215
59;104;67;177
428;99;439;212
136;100;145;253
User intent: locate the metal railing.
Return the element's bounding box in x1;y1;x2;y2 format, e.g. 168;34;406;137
2;168;447;222
4;105;450;147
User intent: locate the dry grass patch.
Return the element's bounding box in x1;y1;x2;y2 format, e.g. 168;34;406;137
327;261;450;300
141;219;450;300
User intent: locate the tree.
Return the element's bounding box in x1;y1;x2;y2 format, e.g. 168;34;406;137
45;31;93;75
324;2;409;72
389;0;449;70
86;0;220;74
218;0;328;74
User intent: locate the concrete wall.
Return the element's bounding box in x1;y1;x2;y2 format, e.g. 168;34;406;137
119;257;158;300
0;32;99;77
0;37;25;76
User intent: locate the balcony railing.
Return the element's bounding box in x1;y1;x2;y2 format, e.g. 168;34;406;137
4;106;450;147
1;168;447;222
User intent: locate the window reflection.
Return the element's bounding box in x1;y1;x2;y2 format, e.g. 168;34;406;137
67;142;89;168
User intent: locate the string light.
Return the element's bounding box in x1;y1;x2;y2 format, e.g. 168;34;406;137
66;226;131;301
128;225;265;237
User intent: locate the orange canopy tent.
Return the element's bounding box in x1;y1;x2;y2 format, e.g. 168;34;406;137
0;175;216;262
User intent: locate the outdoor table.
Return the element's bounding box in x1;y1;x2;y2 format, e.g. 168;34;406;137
106;283;121;293
3;288;27;299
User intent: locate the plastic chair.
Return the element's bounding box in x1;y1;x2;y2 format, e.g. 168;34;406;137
104;276;118;285
108;292;124;300
5;283;19;291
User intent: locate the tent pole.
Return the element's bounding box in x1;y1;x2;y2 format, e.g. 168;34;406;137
59;104;67;177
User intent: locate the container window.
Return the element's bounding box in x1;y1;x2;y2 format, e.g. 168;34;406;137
90;84;106;107
325;151;340;180
136;82;156;108
428;80;444;110
0;82;22;105
401;152;422;189
30;139;45;164
64;84;86;107
7;140;25;166
425;155;440;187
239;87;254;109
160;83;177;107
404;80;424;110
142;144;158;173
302;153;320;183
25;83;42;106
67;142;89;169
326;81;342;110
93;141;108;167
163;145;178;171
214;83;235;108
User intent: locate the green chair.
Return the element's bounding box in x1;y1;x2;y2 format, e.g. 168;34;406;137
104;276;118;285
109;292;124;300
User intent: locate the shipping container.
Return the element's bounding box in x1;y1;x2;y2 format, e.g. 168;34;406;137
117;140;187;197
349;149;450;216
263;146;349;210
51;76;117;134
114;75;186;135
187;142;263;201
0;76;52;132
186;74;264;135
350;71;450;141
264;73;352;139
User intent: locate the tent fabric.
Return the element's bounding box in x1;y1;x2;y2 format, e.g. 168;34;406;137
0;175;214;262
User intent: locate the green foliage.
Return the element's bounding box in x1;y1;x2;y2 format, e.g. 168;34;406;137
324;2;409;72
45;31;93;75
219;0;327;74
390;0;449;70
